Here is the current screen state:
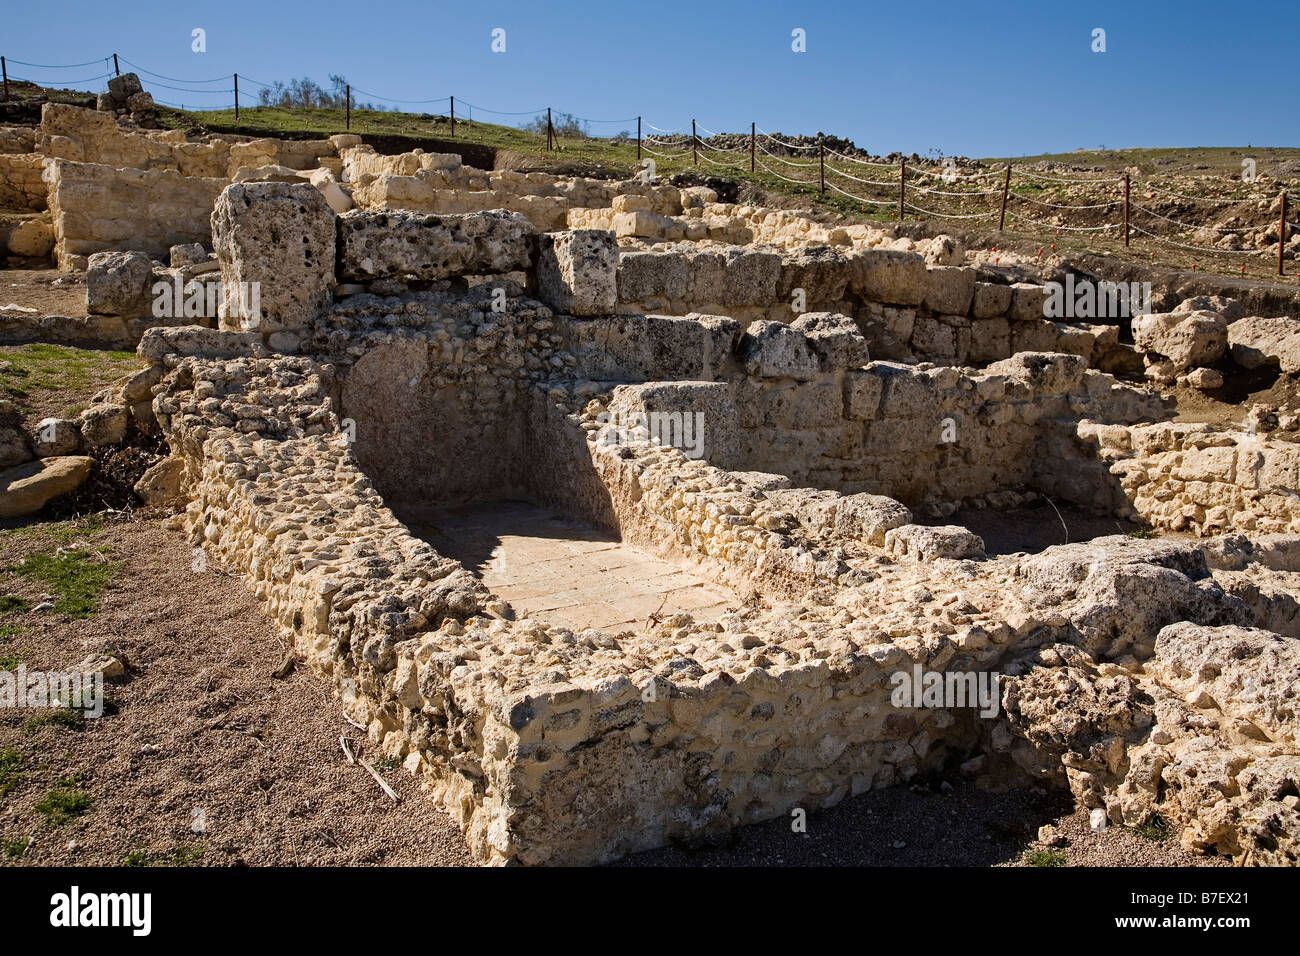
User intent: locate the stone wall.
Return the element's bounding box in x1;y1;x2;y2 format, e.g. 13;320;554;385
44;159;226;268
1062;420;1300;536
135;319;1296;865
612;242;1123;368
0;153;47;211
37;103;336;179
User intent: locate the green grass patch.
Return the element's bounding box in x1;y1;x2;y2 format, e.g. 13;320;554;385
1127;528;1160;539
1127;814;1173;842
124;842;206;867
0;746;23;794
2;836;30;859
7;547;119;618
1026;848;1068;867
33;782;94;825
0;344;142;418
2;515;108;547
0;595;29;614
0;648;27;669
25;708;85;731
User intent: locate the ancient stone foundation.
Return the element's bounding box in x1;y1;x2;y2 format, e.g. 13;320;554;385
93;181;1296;866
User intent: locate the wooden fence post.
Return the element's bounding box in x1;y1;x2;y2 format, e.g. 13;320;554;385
1281;190;1289;277
546;107;553;151
1;58;8;102
233;74;239;121
998;163;1010;231
345;84;350;130
112;53;119;76
898;157;905;221
449;96;454;137
692;119;697;167
819;138;825;195
636;116;640;162
1123;173;1131;248
750;122;755;173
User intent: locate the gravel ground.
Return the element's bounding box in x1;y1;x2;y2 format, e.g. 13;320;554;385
0;515;474;866
0;514;1231;868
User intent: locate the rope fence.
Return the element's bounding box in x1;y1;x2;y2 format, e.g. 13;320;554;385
1;51;1293;275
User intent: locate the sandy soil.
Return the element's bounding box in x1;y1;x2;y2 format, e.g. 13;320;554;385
0;269;84;319
0;516;475;866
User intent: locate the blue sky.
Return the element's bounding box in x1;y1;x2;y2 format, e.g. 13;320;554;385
5;0;1295;157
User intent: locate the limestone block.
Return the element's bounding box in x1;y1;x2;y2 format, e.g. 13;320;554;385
536;229;617;316
0;456;92;518
85;250;152;317
1228;315;1300;374
922;266;976;316
7;219;54;258
884;524;986;560
972;281;1013;319
844;369;883;420
135;456;186;508
212;182;336;333
607;381;738;468
968;317;1011;364
852;248;926;306
169;243;208;268
79;403;129;447
987;352;1087;395
790;312;870;370
1008;282;1050;322
107;73;143;101
32;418;81;457
336;208;534;281
741;320;819;381
722;249;782;307
1132;310;1227;372
617;250;688;304
836;494;913;546
923;234;966;266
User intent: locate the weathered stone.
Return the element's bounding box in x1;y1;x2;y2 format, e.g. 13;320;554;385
0;456;92;517
336;208;534;281
790;312;869;370
1228;315;1300;374
852;248;926;306
1132;310;1227;371
212;182;337;334
536;230;617;316
85;250;152;317
79;403;129;447
740;320;819;380
135;456;186;507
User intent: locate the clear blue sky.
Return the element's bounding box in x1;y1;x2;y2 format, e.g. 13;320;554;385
4;0;1294;157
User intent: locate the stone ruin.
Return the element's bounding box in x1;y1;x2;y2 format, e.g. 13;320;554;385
1;101;1298;865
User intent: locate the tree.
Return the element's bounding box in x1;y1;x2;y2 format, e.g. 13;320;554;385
255;75;382;111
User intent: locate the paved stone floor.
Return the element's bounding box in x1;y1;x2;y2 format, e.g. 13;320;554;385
405;500;740;632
